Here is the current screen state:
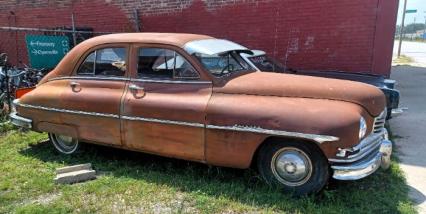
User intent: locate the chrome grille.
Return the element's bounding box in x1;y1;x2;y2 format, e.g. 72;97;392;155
373;109;386;134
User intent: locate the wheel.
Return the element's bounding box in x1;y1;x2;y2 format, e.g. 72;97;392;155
257;140;329;196
48;133;79;154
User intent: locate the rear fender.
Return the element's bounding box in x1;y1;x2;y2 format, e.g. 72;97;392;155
37;122;78;139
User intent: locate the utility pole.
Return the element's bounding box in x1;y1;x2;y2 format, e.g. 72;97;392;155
424;13;426;41
71;13;77;47
398;0;408;57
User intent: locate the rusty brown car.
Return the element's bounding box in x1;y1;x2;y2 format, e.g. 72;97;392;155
10;33;392;195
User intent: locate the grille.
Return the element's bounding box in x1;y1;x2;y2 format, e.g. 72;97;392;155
373;109;387;134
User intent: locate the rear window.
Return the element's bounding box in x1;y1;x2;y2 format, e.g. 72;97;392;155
248;55;285;73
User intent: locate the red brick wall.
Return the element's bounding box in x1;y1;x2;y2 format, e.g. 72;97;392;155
0;0;398;76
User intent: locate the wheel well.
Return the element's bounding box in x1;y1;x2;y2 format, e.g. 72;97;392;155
250;136;327;169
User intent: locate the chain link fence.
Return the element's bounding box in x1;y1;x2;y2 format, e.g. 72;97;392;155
0;26;114;68
0;19;119;115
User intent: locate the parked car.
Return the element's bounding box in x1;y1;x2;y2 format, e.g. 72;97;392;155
10;33;392;195
241;50;402;119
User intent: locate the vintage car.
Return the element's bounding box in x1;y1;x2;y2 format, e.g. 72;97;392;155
10;33;392;195
240;50;402;119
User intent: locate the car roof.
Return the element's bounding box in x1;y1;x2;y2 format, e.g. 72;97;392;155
81;33;214;47
38;33;215;81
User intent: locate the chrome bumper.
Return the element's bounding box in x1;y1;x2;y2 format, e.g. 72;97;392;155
391;107;406;118
9;112;32;129
330;129;392;180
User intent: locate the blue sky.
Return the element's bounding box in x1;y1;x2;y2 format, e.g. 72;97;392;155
396;0;426;25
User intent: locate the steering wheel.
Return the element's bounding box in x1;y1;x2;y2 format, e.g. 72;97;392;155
220;64;235;75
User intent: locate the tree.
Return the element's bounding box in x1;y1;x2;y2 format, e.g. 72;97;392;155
395;23;426;35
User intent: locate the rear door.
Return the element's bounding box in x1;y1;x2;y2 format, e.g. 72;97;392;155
60;44;129;146
121;44;212;161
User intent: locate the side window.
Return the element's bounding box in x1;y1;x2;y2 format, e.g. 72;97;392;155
137;48;199;79
78;52;95;75
77;48;126;76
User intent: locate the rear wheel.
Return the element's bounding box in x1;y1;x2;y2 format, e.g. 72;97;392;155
48;133;79;154
257;140;329;196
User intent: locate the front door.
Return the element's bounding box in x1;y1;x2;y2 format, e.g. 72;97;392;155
122;45;212;161
60;45;129;146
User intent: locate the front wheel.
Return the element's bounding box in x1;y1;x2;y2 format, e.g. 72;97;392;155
257;141;329;196
48;133;79;155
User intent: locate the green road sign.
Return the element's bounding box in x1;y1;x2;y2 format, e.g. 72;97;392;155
405;9;417;14
25;35;69;69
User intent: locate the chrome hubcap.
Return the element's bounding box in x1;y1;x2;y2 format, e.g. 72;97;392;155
57;135;74;146
271;147;312;186
51;133;78;154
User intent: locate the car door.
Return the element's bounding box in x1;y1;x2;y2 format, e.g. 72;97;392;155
60;44;130;146
121;44;212;161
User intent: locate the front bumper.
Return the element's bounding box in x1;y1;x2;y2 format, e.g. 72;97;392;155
9;100;32;129
329;129;392;180
9;112;32;129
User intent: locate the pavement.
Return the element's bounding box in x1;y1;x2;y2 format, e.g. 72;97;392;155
393;41;426;66
390;65;426;213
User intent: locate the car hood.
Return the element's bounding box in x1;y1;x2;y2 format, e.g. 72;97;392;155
214;72;385;116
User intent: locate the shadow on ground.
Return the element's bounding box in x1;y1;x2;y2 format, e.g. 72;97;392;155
17;137;413;213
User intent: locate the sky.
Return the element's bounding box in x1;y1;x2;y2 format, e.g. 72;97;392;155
396;0;426;25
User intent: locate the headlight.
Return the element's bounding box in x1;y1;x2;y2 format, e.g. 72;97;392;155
359;117;367;139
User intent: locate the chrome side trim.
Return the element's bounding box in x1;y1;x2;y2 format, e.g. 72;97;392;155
49;76;129;82
48;76;212;85
121;115;204;128
15;102;119;118
206;124;339;143
15;100;338;143
131;78;212;84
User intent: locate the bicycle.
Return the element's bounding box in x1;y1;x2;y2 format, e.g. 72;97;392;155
0;53;49;114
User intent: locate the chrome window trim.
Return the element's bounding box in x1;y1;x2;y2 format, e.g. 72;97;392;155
48;76;212;85
131;78;212;84
49;76;129;82
14;100;338;143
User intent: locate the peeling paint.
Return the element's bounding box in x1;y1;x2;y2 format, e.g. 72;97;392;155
304;36;315;50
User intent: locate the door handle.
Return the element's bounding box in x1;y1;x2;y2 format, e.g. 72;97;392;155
129;84;144;91
70;81;80;88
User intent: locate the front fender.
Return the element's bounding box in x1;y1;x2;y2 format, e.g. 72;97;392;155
205;93;373;168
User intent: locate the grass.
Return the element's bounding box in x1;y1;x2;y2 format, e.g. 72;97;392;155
393;55;415;66
0;128;417;213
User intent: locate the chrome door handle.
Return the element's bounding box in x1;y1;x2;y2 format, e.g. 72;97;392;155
70;81;80;87
129;84;144;91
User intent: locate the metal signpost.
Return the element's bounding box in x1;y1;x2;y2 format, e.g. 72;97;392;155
398;0;417;57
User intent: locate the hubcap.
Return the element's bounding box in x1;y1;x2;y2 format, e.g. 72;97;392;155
51;133;78;154
57;135;74;146
271;147;312;186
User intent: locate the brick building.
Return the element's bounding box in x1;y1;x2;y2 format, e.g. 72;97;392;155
0;0;399;76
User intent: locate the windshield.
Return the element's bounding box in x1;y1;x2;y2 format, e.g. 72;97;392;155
194;51;254;77
248;54;286;73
